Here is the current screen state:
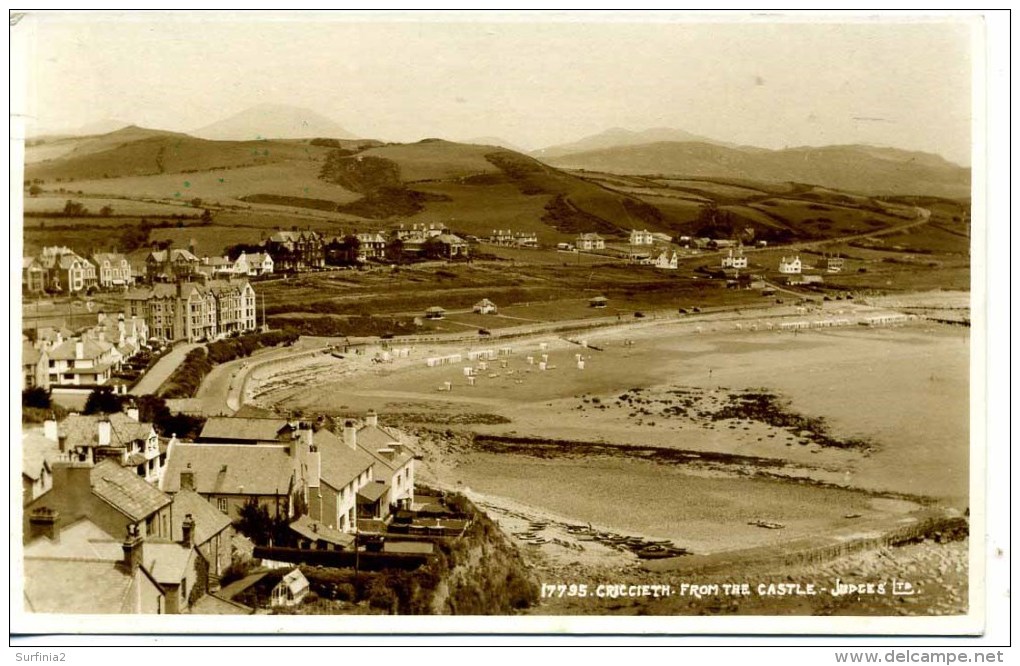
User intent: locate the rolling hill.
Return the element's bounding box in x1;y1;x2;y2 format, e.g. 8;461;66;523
191;104;358;141
533;127;741;160
22;126;968;256
540;141;971;200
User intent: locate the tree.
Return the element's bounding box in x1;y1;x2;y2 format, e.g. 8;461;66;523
121;223;151;252
341;235;361;263
63;200;88;217
200;208;213;224
385;237;405;264
99;205;114;216
83;386;125;415
422;237;445;260
28;184;42;196
190;197;203;208
22;387;51;410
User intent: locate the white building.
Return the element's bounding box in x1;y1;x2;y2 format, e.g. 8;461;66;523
655;250;678;270
576;233;605;251
629;229;654;246
779;256;802;274
721;248;748;269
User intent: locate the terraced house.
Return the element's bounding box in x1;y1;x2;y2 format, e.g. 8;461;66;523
125;279;257;343
91;252;134;288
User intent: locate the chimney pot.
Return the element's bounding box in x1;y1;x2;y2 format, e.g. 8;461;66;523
182;513;195;547
122;523;144;571
343;421;357;450
97;419;112;447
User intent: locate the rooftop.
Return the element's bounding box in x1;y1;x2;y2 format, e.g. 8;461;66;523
357;480;390;504
313;428;377;491
23;558;135;614
199;417;293;442
59;412;154;449
170;489;232;546
91;459;172;521
289;514;354;548
143;541;193;585
162;443;295;496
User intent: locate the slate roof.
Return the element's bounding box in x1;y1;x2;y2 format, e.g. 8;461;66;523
22;341;42;366
22;431;59;481
161;443;294;496
92;252;128;265
435;233;466;245
170;489;232;546
192;594;254;615
357;480;390;503
199;417;292;442
143;541;193;585
289;514;354;548
23;518;122;560
313;428;376;491
355;424;415;473
24;558;136;614
91;459;171;521
59;412;155;449
47;338;113;361
216;571;269;600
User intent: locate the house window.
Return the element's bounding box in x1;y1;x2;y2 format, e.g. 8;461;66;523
217;497;228;513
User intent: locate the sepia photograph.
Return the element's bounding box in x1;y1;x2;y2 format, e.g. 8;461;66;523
8;9;1002;641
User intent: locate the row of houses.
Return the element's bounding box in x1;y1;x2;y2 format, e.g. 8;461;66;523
22;408;419;614
124;278;258;343
22;312;150;392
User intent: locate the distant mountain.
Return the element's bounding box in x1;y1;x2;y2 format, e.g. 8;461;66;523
26;118;132;140
542;141;970;199
533;127;741;160
192;104;358;141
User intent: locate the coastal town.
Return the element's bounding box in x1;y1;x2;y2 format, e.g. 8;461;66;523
16;15;982;626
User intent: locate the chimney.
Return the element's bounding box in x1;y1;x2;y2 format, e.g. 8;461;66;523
180;462;195;491
28;507;60;542
43;419;58;443
365;410;379;427
343;420;357;451
75;340;84;359
390;442;404;456
126;407;140;422
121;523;144;572
97;418;112;447
181;513;195;547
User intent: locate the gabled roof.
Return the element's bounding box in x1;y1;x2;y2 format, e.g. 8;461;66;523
216;571;270;600
170;489;232;546
59;412;155;449
24;517;122;560
199;417;292;442
162;443;295;496
23;431;59;481
91;459;172;521
313;428;376;491
577;233;604;240
355;424;415;473
434;233;466;244
58;254;91;270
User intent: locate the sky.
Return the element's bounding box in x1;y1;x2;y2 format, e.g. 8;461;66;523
13;11;976;165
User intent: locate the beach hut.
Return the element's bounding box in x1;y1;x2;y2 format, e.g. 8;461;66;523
589;296;608;309
424;306;447;320
472;298;498;315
